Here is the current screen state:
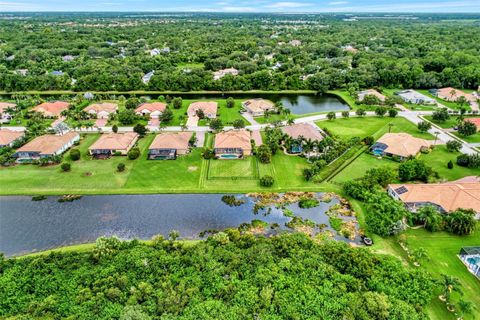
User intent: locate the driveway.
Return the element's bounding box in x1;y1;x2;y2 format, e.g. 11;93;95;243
187;115;199;128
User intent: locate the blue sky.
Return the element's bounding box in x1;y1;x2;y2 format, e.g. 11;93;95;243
0;0;479;12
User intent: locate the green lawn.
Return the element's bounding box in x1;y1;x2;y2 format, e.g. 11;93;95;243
372;228;480;320
328;89;378;111
317;116;434;140
0;133;323;195
424;115;479;129
208;157;259;180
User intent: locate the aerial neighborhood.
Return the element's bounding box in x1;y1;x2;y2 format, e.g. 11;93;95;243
0;12;479;320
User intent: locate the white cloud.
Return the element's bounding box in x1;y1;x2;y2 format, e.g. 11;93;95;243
264;1;313;8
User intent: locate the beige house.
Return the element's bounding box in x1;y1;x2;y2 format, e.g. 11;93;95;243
14;132;79;162
214;129;261;159
242;99;275;116
148;132;192;160
32;101;70;118
371;133;431;160
83;102;118;119
213;68;239;80
89;132;138;157
388;177;480;214
0;129;24;147
135;102;167;118
187;102;218;118
0;102;17;123
358;89;386;102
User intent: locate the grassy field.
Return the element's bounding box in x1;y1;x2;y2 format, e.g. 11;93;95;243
424;115;479;129
0;132;322;195
372;228;480;320
317;116;434;140
207;157;259;180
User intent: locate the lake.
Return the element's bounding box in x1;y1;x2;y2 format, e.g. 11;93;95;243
0;193;361;257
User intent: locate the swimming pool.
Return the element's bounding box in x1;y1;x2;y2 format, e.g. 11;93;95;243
219;154;240;159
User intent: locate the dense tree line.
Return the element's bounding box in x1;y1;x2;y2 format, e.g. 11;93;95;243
0;13;479;92
0;233;435;319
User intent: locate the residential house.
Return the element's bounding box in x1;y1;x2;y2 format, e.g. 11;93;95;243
466;118;480;132
148;132;192;160
434;87;479;111
213;68;239;80
88;132;139;158
83;102;118;119
32;101;70;118
62;55;75;62
50;71;64;76
358;89;386;102
135;102;167;118
14;132;79;162
388;176;480;214
371;133;431;160
242;99;275;116
289;40;302;46
0;102;17;123
214;129;261;159
142;71;154;84
150;48;161;56
187;102;218;118
281;123;324;153
0;129;24;148
342;45;358;53
15;69;28;76
396;90;436;105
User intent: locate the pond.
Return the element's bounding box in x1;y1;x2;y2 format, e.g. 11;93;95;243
0;193;361;256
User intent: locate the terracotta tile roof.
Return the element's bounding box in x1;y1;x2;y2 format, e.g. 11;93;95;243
0;129;24;146
389;178;480;213
214;129;252;150
135;102;167;113
83;102;118;114
242;99;275;113
466;118;480;130
376;133;430;158
281;123;324;141
149;132;192;150
0;102;17;113
89;132;138;151
188;102;218;115
32;101;70;117
16;132;78;155
437;87;476;103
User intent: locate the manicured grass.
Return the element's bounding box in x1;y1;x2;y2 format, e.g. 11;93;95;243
452;132;480;143
328;89;377;111
207;157;259;180
0;133;322;195
372;228;480;320
333;145;478;183
424;115;478;129
317;116;434;140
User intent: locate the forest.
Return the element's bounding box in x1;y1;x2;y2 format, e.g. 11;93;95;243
0;13;479;93
0;232;435;320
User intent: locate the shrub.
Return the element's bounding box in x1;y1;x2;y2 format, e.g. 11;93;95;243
432;108;450;122
112;124;118;133
209;118;224;131
117;163;126;172
298;198;320;209
113;151;122;156
388;108;398;118
70;149;81;161
446;140;462;152
61;163;71;172
327;112;336;120
341;111;349;118
202;148;215;159
233;119;245;129
375;106;387;117
457;121;477;136
127;147;140;160
456;153;480;168
362;136;374;146
172;97;183;109
444;209;476;235
133;124;147;136
355;108;366;117
226;97;235;108
398;159;432;182
256;145;272;164
260;175;274;187
447;160;454;169
417;121;432;132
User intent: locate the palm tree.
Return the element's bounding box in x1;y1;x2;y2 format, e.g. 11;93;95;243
457;299;472;320
388;122;394;133
303;138;315;154
449;89;457;100
287;117;295;126
440;274;462;303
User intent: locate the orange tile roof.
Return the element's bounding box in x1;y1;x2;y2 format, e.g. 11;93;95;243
32;101;69;117
149;132;191;150
214;129;252;150
89;132;138;151
466;118;480;130
83;102;118;114
242;99;275;113
0;102;17;113
135;102;167;113
188;102;218;115
0;129;24;146
389;178;480;213
281;123;324;141
376;133;431;158
16;132;78;155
